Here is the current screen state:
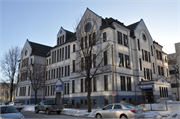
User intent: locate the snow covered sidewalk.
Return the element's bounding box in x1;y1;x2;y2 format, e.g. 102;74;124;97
22;104;180;118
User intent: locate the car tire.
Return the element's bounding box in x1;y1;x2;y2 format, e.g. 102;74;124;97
57;111;61;114
96;114;102;118
120;115;127;119
35;108;39;113
46;109;50;115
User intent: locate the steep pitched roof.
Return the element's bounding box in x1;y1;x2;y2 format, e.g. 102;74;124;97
29;41;52;57
127;21;140;38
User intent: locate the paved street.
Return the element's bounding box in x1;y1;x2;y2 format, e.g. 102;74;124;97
21;111;92;119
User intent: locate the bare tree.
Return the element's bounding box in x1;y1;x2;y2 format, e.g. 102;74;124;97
73;14;111;112
0;46;21;102
23;62;46;104
168;52;180;100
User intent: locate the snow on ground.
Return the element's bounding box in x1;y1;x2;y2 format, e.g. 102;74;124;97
22;100;180;118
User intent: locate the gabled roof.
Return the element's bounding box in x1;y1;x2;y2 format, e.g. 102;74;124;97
29;41;52;57
127;21;140;38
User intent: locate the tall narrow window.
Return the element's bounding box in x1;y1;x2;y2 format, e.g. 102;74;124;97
28;86;30;95
93;54;96;68
156;50;159;59
153;63;155;74
73;60;75;72
139;58;142;71
65;46;67;59
81;58;84;71
158;66;161;75
57;50;59;62
144;68;146;79
104;51;107;65
54;51;56;63
142;50;144;60
68;65;70;76
93;32;96;45
72;80;75;93
60;49;61;60
124;34;128;46
159;87;162;97
159;51;162;60
121;76;126;91
104;75;108;91
149;52;151;62
73;44;76;52
151;46;153;56
85;36;88;48
56;68;58;78
125;55;130;68
62;35;64;43
137;39;140;51
67;83;69;94
60;37;62;45
103;32;106;42
145;51;148;62
166;88;168;97
62;67;63;77
81;79;83;92
64;83;66;94
147;69;150;80
127;77;131;91
59;67;61;77
117;31;122;44
68;45;70;58
65;66;67;77
118;53;124;67
62;48;64;60
161;67;164;76
81;38;84;49
93;77;97;92
89;34;91;47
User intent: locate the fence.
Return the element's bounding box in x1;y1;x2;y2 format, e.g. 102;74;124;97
139;101;180;111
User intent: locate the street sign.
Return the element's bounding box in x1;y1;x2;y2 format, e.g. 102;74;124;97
55;85;63;91
112;91;115;96
139;85;153;90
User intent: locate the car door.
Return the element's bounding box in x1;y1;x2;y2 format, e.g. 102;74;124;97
101;104;113;118
111;104;123;118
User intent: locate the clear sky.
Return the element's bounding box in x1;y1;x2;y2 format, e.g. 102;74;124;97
0;0;179;61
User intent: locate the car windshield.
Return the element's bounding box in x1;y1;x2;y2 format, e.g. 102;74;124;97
45;100;54;105
122;103;136;108
1;106;19;114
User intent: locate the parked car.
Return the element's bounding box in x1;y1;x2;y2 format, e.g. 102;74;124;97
0;105;25;119
35;100;63;115
95;103;145;118
8;101;23;111
5;101;10;105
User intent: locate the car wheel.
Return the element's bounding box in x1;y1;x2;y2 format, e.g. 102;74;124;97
35;108;39;113
46;109;50;115
96;114;102;118
120;115;127;119
57;111;61;114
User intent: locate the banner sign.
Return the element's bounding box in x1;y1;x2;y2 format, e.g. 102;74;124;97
55;85;63;91
139;85;153;90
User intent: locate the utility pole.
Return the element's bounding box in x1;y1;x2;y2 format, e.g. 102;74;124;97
111;44;115;103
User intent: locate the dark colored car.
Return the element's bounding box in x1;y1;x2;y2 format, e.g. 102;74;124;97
35;100;63;115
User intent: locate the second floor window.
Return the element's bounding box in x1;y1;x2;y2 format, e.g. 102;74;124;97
73;60;75;72
103;32;106;42
121;76;126;91
104;75;108;91
125;55;130;68
124;34;128;46
104;51;107;65
73;44;76;52
118;53;124;67
72;80;75;93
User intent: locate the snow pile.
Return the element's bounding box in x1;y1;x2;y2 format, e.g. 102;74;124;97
138;100;180;111
61;109;90;116
22;105;35;111
145;110;180;119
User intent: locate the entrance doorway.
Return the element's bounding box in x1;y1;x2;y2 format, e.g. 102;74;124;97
56;92;61;104
145;89;154;103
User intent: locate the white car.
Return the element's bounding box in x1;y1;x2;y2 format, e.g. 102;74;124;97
8;101;23;111
0;105;25;119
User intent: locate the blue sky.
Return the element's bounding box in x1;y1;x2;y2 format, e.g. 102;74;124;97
0;0;179;61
